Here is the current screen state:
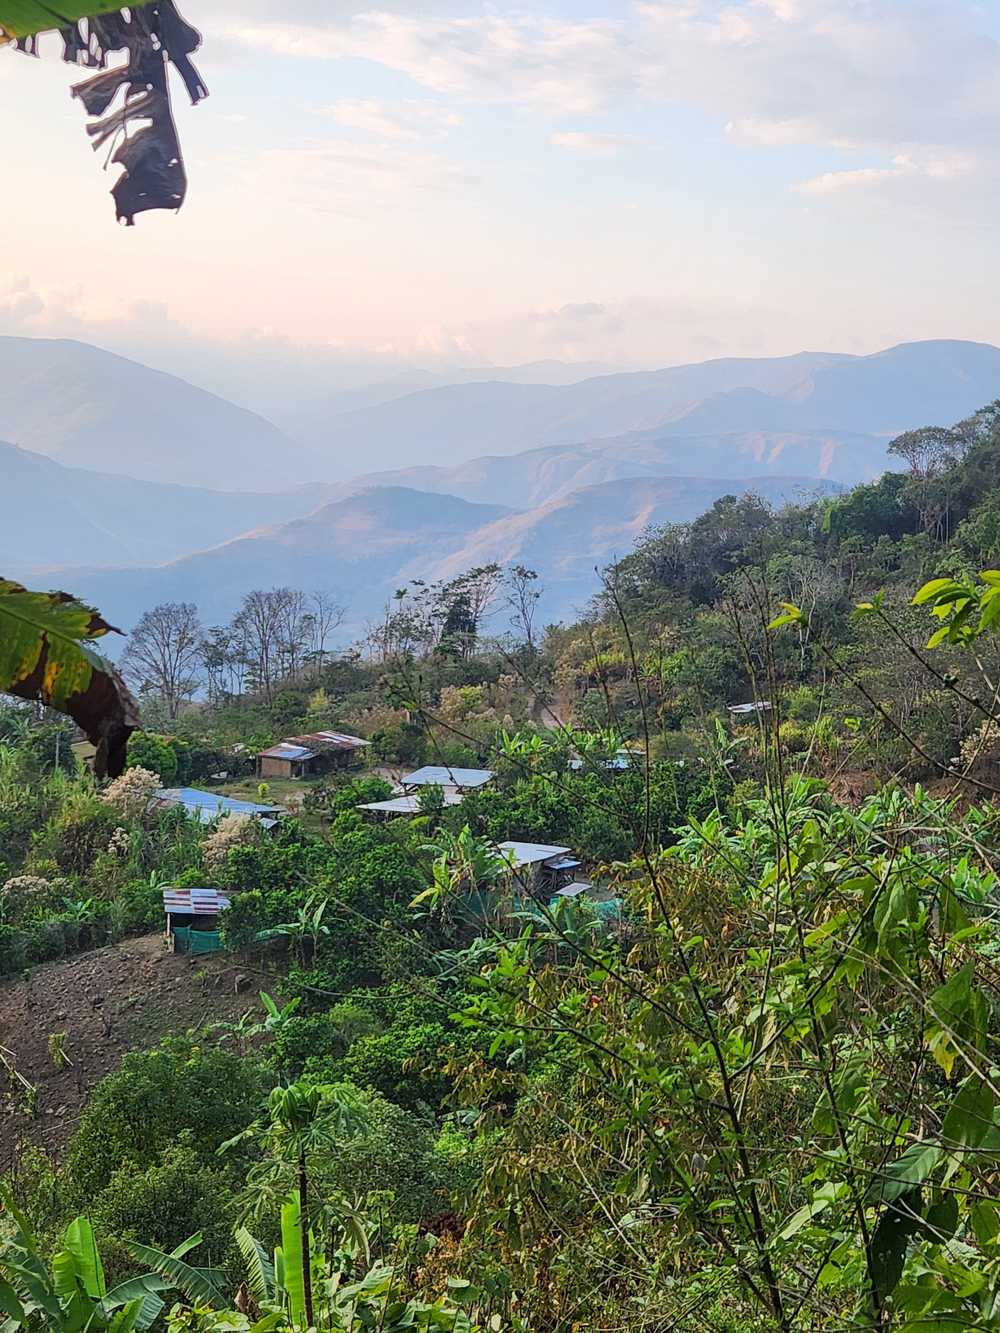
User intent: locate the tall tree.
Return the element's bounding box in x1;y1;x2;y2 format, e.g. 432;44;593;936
505;564;542;650
125;602;203;719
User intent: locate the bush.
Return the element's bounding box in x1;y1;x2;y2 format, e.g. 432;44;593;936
102;767;162;820
64;1037;264;1201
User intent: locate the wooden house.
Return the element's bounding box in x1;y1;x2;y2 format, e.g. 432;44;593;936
256;731;370;780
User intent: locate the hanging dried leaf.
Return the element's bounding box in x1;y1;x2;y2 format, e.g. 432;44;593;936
2;2;207;223
0;579;139;777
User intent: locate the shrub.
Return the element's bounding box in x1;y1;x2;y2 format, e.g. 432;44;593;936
102;767;162;820
203;813;258;874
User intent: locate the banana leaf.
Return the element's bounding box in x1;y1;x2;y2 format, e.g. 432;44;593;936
2;2;206;223
0;4;127;39
0;579;138;777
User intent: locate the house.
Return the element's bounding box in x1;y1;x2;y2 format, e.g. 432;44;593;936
256;731;370;780
400;765;494;797
357;791;465;819
497;840;582;896
150;787;286;827
162;886;231;954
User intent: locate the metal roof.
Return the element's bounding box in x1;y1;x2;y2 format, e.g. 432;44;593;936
151;788;286;825
498;840;572;869
569;754;632;771
163;886;231;916
402;765;494;789
258;743;316;761
357;792;465;815
551;881;592;899
727;701;773;715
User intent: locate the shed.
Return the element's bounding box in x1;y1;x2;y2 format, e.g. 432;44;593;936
401;765;494;795
497;840;582;896
727;701;773;716
357;791;465;819
150;788;286;827
162;886;231;954
257;731;369;780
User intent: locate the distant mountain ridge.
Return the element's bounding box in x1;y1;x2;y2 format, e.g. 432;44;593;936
308;339;1000;475
74;475;841;638
0;336;313;492
0;440;316;576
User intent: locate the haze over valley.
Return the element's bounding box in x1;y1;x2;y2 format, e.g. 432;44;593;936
3;335;999;636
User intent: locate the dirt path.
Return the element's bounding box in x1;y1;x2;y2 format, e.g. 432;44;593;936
0;933;266;1169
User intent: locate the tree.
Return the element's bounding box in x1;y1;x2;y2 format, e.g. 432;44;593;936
308;591;346;671
505;564;542;650
125;603;203;719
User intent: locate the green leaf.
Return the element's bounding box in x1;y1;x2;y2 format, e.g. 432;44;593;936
941;1076;996;1153
871;1189;923;1300
124;1241;223;1309
0;2;128;39
0;1278;25;1323
912;578;963;606
768;602;803;630
874;1143;942;1203
102;1278;166;1331
63;1217;106;1300
0;580;138;777
279;1195;306;1328
235;1228;274;1306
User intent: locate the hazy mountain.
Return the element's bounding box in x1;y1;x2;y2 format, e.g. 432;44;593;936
76;476;839;638
311;340;1000;476
306;425;889;511
0;440;316;576
73;487;513;633
0;337;316;491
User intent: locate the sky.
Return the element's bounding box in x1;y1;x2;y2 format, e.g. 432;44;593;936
1;0;999;394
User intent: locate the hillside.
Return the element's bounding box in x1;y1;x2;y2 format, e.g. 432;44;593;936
0;337;317;491
310;339;1000;474
76;475;838;634
73;486;514;631
0;440;316;574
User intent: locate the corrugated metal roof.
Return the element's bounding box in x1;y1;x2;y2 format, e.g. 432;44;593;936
357;792;465;815
258;743;316;761
152;788;286;824
163;887;231;915
727;701;772;715
286;731;370;751
498;840;572;869
402;765;494;789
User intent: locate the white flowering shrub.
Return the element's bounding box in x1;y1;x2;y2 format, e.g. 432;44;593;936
102;766;162;819
203;813;258;873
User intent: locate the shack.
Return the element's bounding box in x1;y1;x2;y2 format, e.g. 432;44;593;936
150;788;286;827
256;731;370;780
401;765;494;798
498;840;582;897
162;886;231;954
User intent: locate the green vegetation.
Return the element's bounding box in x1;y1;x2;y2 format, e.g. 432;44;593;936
2;404;1000;1328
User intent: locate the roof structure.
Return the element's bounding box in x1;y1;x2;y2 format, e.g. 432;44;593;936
150;788;286;826
358;792;465;815
258;731;370;761
498;840;572;869
551;881;593;899
569;754;633;771
727;701;773;715
402;765;494;789
162;887;231;916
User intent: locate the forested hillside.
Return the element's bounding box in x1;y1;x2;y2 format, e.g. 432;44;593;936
2;400;1000;1331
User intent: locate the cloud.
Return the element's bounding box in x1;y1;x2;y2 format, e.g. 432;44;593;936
323;98;462;141
550;131;635;154
232;12;635;113
795;151;978;196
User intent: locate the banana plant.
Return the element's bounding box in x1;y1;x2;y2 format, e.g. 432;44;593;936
0;1189;215;1333
0;580;137;777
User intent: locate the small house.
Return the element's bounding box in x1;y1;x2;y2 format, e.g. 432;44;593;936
401;765;494;798
150;787;286;827
497;840;582;897
256;731;370;780
162;886;231;954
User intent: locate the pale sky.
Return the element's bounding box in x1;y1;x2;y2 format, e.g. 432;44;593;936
1;0;999;382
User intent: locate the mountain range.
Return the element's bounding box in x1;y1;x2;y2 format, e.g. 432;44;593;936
2;334;998;643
